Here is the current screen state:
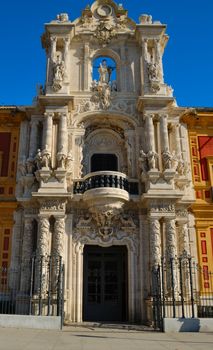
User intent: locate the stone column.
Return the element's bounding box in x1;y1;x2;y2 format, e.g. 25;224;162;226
28;118;39;158
58;113;68;153
36;216;50;293
53;217;65;259
43;112;53;152
160;114;169;152
83;43;89;91
20;218;34;291
142;38;148;61
174;124;181;156
165;218;178;292
149;218;161;267
63;37;70;80
165;219;177;259
50;36;57;62
145;114;155;152
154;39;163;82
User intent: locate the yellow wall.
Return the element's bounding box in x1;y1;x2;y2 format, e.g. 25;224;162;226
184;111;213;292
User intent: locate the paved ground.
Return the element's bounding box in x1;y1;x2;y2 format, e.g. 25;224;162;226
0;325;212;350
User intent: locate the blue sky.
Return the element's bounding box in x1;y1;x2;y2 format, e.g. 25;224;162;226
0;0;212;107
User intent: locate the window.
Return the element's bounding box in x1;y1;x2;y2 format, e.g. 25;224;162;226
91;154;118;172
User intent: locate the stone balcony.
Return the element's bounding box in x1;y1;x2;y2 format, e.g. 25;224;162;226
73;171;139;212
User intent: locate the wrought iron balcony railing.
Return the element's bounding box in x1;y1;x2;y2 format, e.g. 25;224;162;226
73;171;139;195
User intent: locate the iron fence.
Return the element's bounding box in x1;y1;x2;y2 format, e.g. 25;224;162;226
151;252;213;330
0;255;64;323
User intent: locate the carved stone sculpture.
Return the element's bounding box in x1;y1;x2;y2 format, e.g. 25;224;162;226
52;58;65;92
139;149;148;173
162;148;173;170
150;219;161;267
147;150;158;170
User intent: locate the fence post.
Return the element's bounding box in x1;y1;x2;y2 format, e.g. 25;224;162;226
170;257;176;318
161;257;165;319
38;255;43;316
61;264;65;330
188;257;195;318
179;257;185;318
29;255;35;315
47;255;52;316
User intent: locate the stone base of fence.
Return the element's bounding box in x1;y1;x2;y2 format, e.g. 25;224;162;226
0;315;61;330
163;318;213;332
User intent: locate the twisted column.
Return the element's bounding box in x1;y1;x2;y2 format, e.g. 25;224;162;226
149;218;161;267
53;217;65;259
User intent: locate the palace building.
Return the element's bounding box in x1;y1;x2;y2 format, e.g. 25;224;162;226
2;0;212;326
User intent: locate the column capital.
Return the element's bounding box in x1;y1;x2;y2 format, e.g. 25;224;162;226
44;112;54;118
50;36;57;44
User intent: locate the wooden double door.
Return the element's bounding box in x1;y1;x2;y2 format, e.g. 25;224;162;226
83;245;128;322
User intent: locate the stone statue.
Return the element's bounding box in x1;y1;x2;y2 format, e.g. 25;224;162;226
57;151;67;169
162;148;173;170
139;150;148;173
147;62;160;81
41;149;51;169
52;56;65;92
34;149;42;170
26;155;35;175
98;59;109;83
147;150;158;170
102;85;111;109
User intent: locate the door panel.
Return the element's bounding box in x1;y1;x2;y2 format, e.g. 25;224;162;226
83;246;127;322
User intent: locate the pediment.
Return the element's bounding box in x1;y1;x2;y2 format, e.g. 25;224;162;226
74;0;136;42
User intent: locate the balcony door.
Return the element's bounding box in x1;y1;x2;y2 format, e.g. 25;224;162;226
83;245;127;322
91;154;118;172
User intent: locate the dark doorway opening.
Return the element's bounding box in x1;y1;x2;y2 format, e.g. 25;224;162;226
83;245;128;322
91;154;118;172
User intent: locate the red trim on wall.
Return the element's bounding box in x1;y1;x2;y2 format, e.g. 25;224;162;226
0;132;11;176
211;228;213;259
3;237;9;251
203;266;209;280
201;240;207;255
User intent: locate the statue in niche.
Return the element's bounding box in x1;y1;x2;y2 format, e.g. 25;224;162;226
91;59;117;109
41;147;51;169
147;150;158;170
56;146;67;169
98;59;113;83
162;148;173;170
34;149;42;170
52;54;65;92
139;150;148;173
26;154;35;175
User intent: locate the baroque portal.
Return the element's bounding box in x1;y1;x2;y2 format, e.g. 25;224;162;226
10;0;196;324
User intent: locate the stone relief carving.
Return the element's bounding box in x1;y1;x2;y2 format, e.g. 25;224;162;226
73;97;138;119
150;203;175;214
40;200;66;211
139;149;158;173
53;218;65;257
74;210;138;242
146;62;161;93
94;21;117;45
38;217;50;256
150;219;161;266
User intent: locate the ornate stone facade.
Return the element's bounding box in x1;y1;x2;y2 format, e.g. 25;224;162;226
8;0;197;324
